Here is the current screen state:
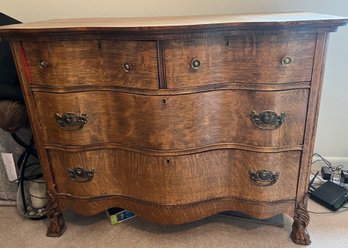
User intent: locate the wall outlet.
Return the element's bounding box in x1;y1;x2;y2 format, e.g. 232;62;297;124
1;153;17;182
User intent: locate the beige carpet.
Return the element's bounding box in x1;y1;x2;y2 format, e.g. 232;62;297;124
0;199;347;248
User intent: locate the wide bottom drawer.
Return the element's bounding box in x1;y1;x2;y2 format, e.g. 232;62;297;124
49;149;301;204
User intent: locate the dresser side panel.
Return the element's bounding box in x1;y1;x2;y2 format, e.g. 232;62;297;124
296;33;329;201
10;41;56;192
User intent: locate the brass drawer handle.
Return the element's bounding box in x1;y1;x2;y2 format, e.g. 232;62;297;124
281;56;292;66
249;170;279;186
191;58;201;70
68;167;95;182
249;110;285;130
55;112;88;131
39;59;48;69
123;63;132;72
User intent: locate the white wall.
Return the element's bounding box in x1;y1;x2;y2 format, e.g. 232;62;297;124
1;0;348;158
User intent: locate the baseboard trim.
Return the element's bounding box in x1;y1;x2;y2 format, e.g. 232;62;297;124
0;199;16;206
312;156;348;170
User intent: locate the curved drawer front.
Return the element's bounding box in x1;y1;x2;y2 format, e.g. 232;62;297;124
34;89;308;150
164;33;315;88
23;40;159;88
50;149;300;204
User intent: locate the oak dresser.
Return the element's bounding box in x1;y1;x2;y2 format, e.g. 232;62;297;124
0;12;347;245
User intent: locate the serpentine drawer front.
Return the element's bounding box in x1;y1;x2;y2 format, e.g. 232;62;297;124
33;89;308;149
49;149;300;204
1;13;347;245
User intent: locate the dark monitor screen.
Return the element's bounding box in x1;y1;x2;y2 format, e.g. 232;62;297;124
0;13;22;100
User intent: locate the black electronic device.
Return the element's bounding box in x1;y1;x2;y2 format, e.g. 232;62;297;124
309;181;348;211
341;170;348;183
0;12;22;100
321;166;332;180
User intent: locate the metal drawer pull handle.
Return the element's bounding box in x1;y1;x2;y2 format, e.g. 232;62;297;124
191;58;201;70
123;63;132;72
281;56;292;66
249;170;279;186
68;167;95;182
249;110;285;130
55;112;88;131
39;59;48;69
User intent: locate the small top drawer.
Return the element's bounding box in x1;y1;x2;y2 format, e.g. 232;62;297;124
22;40;159;89
164;33;316;88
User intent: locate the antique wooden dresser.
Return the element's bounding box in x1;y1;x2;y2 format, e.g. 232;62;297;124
0;12;347;245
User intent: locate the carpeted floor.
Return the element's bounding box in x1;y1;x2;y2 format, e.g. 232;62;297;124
0;199;347;248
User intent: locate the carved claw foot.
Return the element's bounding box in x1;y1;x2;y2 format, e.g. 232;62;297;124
290;195;311;245
46;191;66;237
291;219;311;245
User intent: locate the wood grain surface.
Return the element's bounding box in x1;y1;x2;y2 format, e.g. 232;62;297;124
49;149;300;204
296;33;329;201
23;40;159;88
33;89;308;151
3;13;347;240
57;194;295;223
165;33;316;88
0;12;347;35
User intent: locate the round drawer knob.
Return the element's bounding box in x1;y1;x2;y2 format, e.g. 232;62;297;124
123;63;132;72
191;58;201;70
39;60;48;69
281;56;292;66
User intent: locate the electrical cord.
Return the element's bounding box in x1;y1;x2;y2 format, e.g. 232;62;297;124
310;171;325;182
312;153;345;176
308;153;348;213
22;162;42;181
310;171;348;189
308;208;348;214
311;153;348;189
312;153;332;167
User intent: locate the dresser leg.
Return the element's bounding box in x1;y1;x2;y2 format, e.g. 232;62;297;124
290;194;311;245
46;190;66;237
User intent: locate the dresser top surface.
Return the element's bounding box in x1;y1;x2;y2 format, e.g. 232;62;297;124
0;12;347;36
